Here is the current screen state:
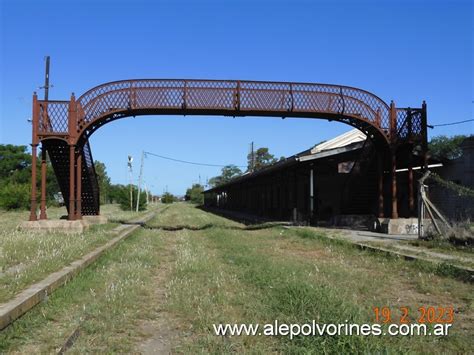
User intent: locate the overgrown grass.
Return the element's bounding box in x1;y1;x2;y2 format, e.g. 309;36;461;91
146;202;241;229
163;205;473;353
0;204;157;303
0;203;472;353
410;237;474;256
0;227;166;353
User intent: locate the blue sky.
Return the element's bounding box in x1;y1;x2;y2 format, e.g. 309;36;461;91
0;0;472;195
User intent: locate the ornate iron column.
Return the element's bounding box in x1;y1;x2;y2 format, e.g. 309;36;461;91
408;151;414;216
68;145;76;220
389;101;398;219
75;152;82;219
391;151;398;219
29;145;38;221
39;146;48;219
68;94;77;220
377;153;384;218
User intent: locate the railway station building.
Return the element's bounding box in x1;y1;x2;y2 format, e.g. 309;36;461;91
203;130;420;227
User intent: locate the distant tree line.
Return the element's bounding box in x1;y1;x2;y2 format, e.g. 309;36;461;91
428;135;470;161
161;192;177;204
206;146;284;189
0;144;60;210
0;144;146;211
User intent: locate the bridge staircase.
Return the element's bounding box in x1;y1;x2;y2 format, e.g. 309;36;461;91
44;140;100;216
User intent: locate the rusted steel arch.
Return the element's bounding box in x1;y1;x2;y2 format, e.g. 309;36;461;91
74;79;392;146
29;78;427;222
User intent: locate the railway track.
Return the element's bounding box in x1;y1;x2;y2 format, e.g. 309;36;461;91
0;209;160;331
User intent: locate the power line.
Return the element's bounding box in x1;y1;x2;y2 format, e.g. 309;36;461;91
428;119;474;128
144;151;246;168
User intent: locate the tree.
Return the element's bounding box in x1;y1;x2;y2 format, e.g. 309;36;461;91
45;163;61;206
429;135;468;161
94;161;111;204
0;144;31;184
208;176;222;188
0;183;30;210
221;165;242;183
247;147;277;171
208;165;242;188
0;145;115;210
112;184;147;211
0;144;61;209
161;192;176;204
185;184;204;204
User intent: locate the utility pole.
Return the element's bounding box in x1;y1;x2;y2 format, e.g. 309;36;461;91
136;151;145;212
128;155;133;212
40;56;51;100
38;56;52;220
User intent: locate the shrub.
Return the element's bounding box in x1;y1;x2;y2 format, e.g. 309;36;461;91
113;185;147;211
161;192;176;204
0;183;30;210
185;184;204;205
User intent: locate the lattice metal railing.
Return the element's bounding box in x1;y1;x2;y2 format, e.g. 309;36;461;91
33;80;427;146
38;100;69;134
396;108;423;141
76;79;391;136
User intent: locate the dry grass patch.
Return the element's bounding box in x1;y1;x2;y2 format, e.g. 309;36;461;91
0;227;166;353
0;204;158;303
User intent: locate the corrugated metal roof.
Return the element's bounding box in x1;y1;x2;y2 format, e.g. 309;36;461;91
205;129;368;192
310;129;366;154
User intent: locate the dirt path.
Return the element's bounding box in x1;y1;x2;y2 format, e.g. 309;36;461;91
136;233;179;354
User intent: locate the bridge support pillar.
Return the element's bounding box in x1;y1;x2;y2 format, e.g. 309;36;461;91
29;144;38;221
68;145;76;220
39;147;48;220
389;101;399;219
75;153;82;219
408;151;414;216
377;153;384;218
391;151;398;219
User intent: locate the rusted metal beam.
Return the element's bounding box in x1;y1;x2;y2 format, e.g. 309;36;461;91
68;145;75;221
377;153;384;218
389;101;399;219
391;151;398;219
39;147;47;220
408;150;414;216
75;153;82;219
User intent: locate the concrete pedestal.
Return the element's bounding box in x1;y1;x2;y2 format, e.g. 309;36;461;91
378;218;430;235
19;215;108;234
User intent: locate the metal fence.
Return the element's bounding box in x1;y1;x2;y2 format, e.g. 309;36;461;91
418;171;474;242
